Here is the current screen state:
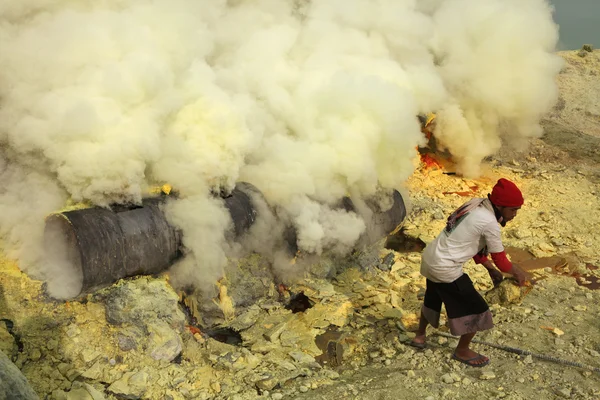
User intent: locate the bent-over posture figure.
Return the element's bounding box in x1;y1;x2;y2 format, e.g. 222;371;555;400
411;178;529;367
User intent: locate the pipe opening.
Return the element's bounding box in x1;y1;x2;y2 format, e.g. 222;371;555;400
43;214;84;300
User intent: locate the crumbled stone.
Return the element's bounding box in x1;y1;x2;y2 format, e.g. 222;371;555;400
108;371;148;400
66;388;93;400
557;387;572;398
81;361;104;381
479;371;496;380
323;370;340;380
441;373;454;384
81;349;101;364
104;278;185;330
29;348;41;361
255;375;279;391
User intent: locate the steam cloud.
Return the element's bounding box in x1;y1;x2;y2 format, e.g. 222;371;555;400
0;0;562;297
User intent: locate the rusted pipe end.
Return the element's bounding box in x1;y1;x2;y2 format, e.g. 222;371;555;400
43;213;84;299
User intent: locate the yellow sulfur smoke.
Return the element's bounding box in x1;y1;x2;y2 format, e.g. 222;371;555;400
0;0;562;293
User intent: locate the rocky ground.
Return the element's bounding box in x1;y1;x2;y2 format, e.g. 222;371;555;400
1;49;600;400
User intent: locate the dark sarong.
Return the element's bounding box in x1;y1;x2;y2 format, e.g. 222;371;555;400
422;274;493;336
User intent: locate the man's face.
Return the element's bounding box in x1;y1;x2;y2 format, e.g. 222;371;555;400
499;206;521;224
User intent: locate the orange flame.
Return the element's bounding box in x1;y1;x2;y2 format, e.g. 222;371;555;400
420;153;443;170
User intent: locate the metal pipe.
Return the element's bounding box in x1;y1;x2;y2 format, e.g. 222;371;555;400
43;184;406;300
432;331;600;374
43;184;259;300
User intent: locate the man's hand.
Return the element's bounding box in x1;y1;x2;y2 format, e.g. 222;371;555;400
510;264;531;286
487;268;504;287
481;259;504;286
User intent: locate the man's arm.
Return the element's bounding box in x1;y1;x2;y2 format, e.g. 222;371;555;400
490;251;530;286
473;254;504;285
481;221;530;286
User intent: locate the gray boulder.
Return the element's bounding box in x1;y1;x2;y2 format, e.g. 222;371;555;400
0;350;39;400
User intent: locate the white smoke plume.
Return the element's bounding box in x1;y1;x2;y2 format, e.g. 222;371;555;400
0;0;561;296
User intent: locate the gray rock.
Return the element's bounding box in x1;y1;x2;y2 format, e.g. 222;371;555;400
223;255;277;309
377;252;395;271
356;251;381;272
0;350;39;400
117;325;146;353
117;334;138;352
104;278;185;331
147;321;183;362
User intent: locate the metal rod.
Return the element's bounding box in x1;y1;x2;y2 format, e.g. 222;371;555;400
432;331;600;374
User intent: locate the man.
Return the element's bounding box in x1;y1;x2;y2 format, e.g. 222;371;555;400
410;178;530;367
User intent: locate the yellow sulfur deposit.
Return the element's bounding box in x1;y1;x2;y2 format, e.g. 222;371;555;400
148;183;173;196
424;112;436;128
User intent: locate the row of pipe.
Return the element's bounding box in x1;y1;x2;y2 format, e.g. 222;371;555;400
43;183;406;299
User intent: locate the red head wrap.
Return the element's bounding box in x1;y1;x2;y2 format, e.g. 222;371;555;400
490;178;524;207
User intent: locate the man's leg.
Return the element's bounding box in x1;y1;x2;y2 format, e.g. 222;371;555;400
442;275;493;366
454;332;489;365
411;311;429;346
410;280;442;348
